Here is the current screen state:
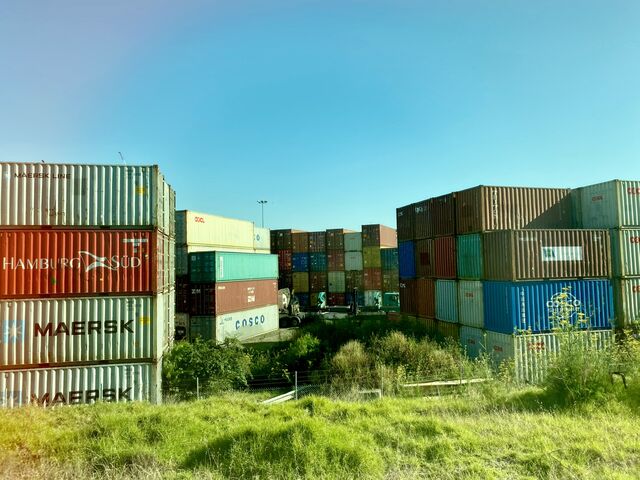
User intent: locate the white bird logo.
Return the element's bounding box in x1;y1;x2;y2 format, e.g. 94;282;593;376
78;251;119;272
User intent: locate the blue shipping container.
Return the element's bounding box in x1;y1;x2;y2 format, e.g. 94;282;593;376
399;241;416;279
345;292;365;306
483;280;613;334
309;253;328;272
292;253;310;272
296;293;310;307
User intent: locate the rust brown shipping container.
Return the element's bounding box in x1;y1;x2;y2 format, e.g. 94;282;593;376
270;231;278;252
455;186;573;234
292;232;309;253
310;271;328;292
0;230;159;298
364;267;383;290
362;224;397;248
275;230;294;251
415;239;435;278
396;204;415;242
483;229;611;281
327;251;345;271
416;277;435;318
328;293;346;306
413;200;431;239
434;236;456;279
189;279;278;316
308;231;326;252
345;270;364;290
326;229;353;250
176;275;190;313
382;270;399;292
399;279;418;315
277;250;292;272
430;193;456;237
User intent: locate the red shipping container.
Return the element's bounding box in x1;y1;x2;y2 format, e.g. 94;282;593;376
364;268;382;290
430;194;456;237
327;251;345;271
416;277;435;318
292;232;309;253
309;272;328;292
189;279;278;316
277;250;292;272
308;232;326;252
414;239;435;278
399;279;417;315
0;230;157;298
434;236;456;279
327;293;346;306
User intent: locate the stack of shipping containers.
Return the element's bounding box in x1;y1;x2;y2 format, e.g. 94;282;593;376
0;162;175;407
327;229;350;307
362;224;399;308
309;231;327;307
175;211;272;342
291;232;310;308
345;231;364;307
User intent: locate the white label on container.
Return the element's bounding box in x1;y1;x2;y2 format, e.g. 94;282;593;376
541;246;583;262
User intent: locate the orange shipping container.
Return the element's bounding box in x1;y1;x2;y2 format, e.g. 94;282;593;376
434;236;456;279
416;277;435;318
415;239;435;278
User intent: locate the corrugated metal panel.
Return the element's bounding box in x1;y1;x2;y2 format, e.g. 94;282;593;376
345;271;364;291
253;228;270;252
362;225;397;248
328;272;346;293
413;200;431;239
292;232;309;253
0;163;174;236
190;304;279;343
308;232;326;252
0;362;160;408
380;248;399;270
396;204;415;242
382;292;400;307
309;272;327;292
455;186;573;234
422;317;438;335
430;194;456;237
327;229;352;250
292;272;310;293
483;280;613;334
456;234;483;279
364;290;382;307
458;280;484;328
344;233;362;252
613;278;640;327
436;320;460;341
610;229;640;277
415;239;435;277
292;253;309;272
398;241;416;279
0;230;158;298
176;276;189;313
328;293;346;306
363;247;382;268
364;268;382;290
416;278;435;318
188;279;278;316
460;326;485;359
344;251;363;271
277;250;292;272
434;236;456;279
309;253;328;272
175;211;255;249
435;280;458;323
0;295;170;367
345;291;364;307
483;229;611;281
578;180;640;228
327;251;345;271
399;280;417;315
188;252;278;283
382;270;399;292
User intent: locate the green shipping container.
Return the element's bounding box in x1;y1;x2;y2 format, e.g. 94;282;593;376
189;252;278;283
362;246;382;268
456;234;483;279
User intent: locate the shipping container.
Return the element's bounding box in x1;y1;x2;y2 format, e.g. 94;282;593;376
460;326;485;359
455;186;573;234
380;248;399;271
577;180;640;229
253;228;270;252
270;231;278;252
422;317;438;335
326;229;353;250
188;279;278;316
456;234;483;279
0;294;172;367
327;251;345;271
483;229;611;281
189;304;279;343
0;362;161;408
277;250;292;273
429;193;456;237
434;236;456;279
292;272;310;293
296;293;309;307
382;270;399;292
278;273;292;290
328;271;346;293
309;252;328;272
416;277;435;318
362;246;382;268
362;224;397;248
345;291;365;307
0;163;175;236
344;232;362;252
483;280;613;334
310;292;326;308
188;252;278;284
345;251;363;271
174;313;189;341
327;293;345;306
364;290;382;308
396;204;415;242
413;200;431;239
610;229;640;277
415;239;435;278
345;270;364;291
458;280;484;328
309;272;328;292
176;276;190;313
364;268;382;290
176;242;269;277
484;330;613;383
382;292;400;307
613;278;640;327
399;280;417;315
275;230;294;251
308;232;326;253
176;211;255;250
292;253;310;272
436;320;460;341
292;232;309;253
435;280;458;323
398;241;416;279
0;230;162;298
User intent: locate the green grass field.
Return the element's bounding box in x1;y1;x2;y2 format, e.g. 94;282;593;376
1;388;639;479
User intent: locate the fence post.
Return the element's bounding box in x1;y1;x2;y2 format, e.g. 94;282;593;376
295;371;298;400
380;365;384;398
196;377;200;400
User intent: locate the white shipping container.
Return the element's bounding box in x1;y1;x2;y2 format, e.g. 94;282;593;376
344;233;363;252
0;294;172;367
458;281;484;328
613;278;640;327
212;304;279;343
344;251;364;271
0;163;175;236
610;229;640;277
0;362;161;408
460;326;485;359
176;210;255;249
253;227;271;252
578;180;640;229
364;290;382;307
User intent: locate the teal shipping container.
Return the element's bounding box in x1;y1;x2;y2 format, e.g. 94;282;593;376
613;278;640;327
189;252;278;283
456;234;483;279
578;180;640;229
435;280;458;323
460;326;485;359
380;248;399;270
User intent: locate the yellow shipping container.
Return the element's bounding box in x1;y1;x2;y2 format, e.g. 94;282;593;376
292;272;310;293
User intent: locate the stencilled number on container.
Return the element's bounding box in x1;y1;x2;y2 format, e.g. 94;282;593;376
194;216;205;223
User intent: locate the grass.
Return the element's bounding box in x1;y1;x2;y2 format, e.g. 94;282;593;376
1;388;639;479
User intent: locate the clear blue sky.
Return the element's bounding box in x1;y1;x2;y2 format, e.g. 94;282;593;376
1;1;639;231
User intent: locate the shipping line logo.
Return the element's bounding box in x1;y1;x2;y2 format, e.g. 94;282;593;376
1;251;143;272
546;291;583;323
1;320;25;344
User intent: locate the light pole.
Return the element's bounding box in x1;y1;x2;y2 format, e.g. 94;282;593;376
257;200;267;227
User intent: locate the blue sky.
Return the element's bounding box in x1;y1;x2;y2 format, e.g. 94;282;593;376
1;1;639;231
